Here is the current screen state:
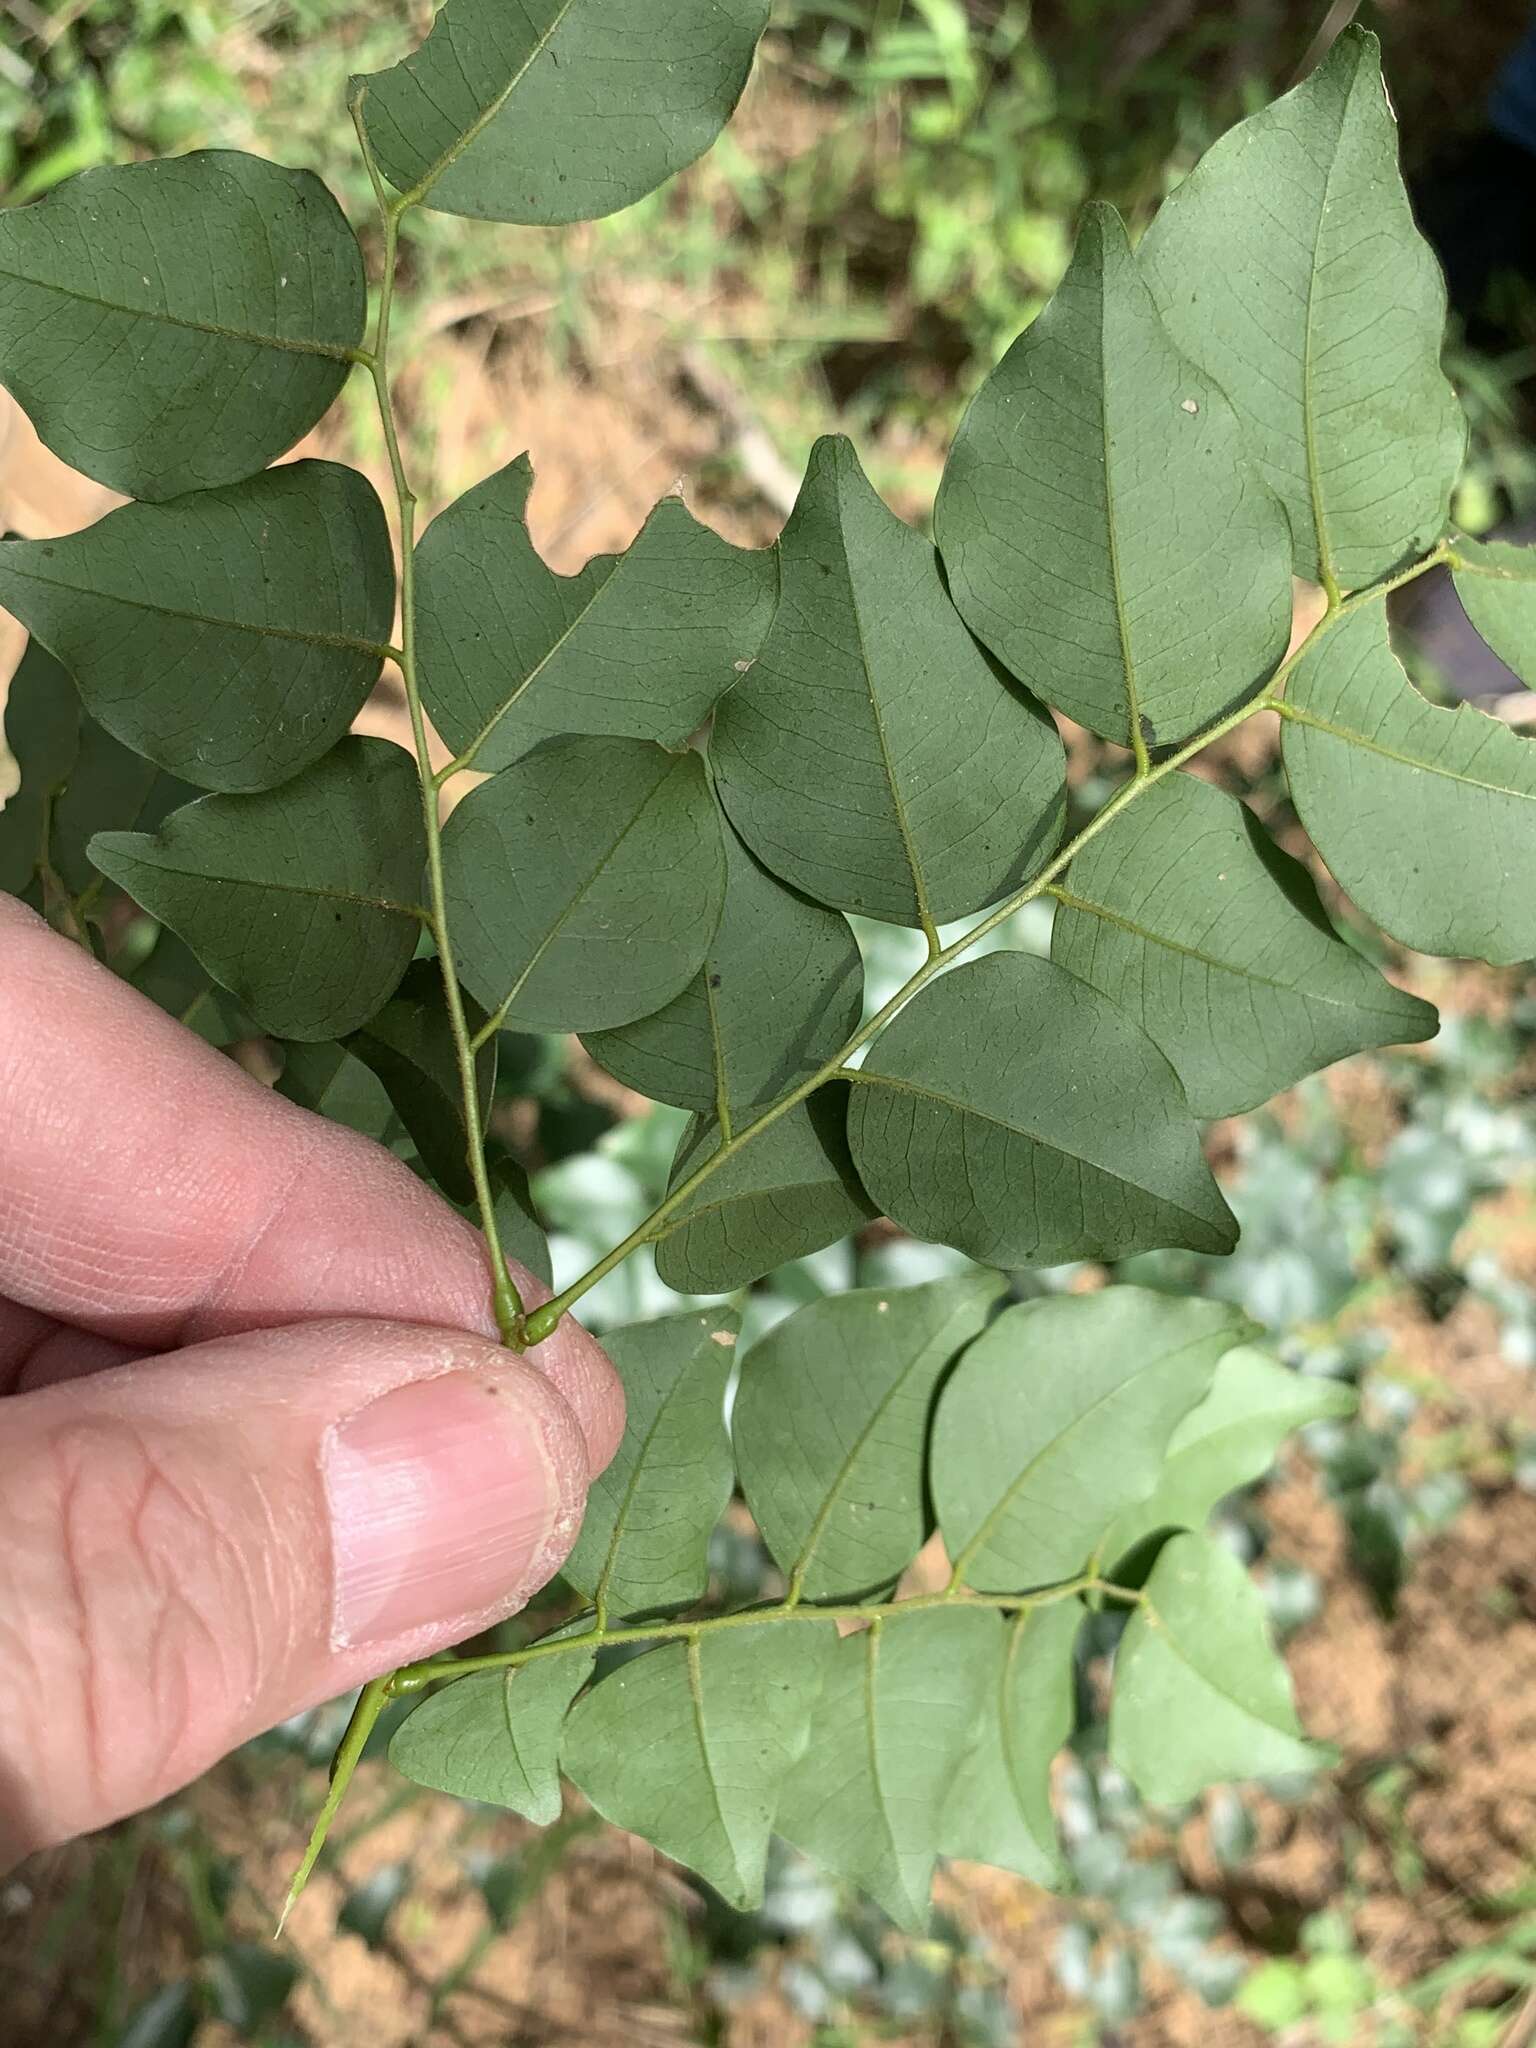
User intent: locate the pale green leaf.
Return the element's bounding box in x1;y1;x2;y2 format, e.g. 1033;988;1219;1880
1449;537;1536;688
848;953;1236;1266
1050;771;1437;1117
347;960;496;1206
711;435;1065;929
0;152;364;501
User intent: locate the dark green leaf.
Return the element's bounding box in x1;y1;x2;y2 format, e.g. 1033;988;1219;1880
442;735;726;1034
936;205;1290;750
734;1271;1005;1600
0;463;394;792
357;0;770;225
848;953;1236;1266
0;637;78;897
337;1862;410;1949
207;1944;298;2032
90;737;428;1040
1449;537;1536;688
0;152;364;500
347;959;496;1205
112;1981;200;2048
1049;771;1437;1117
711;435;1065;929
484;1147;553;1290
276;1041;401;1144
418;459;776;773
130;931;254;1047
1283;604;1536;963
1140;27;1464;589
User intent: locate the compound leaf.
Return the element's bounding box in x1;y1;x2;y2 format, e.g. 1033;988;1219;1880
711;435;1066;930
347;959;496;1205
1050;771;1437;1117
1283;604;1536;963
1449;537;1536;687
734;1271;1006;1601
0;463;394;793
419;459;776;774
1140;27;1464;590
848;953;1236;1266
90;737;427;1040
0;153;364;501
937;204;1290;750
357;0;770;225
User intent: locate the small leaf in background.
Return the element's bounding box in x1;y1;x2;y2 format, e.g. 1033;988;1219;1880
347;959;496;1204
1283;604;1536;964
0;463;394;792
128;931;254;1047
90;737;428;1040
0;152;364;499
276;1040;401;1145
1450;538;1536;687
1140;27;1464;589
112;1981;200;2048
584;822;864;1121
442;735;726;1034
934;1288;1252;1591
206;1942;298;2033
418;457;776;772
336;1860;411;1949
734;1271;1005;1599
1050;771;1438;1117
653;1084;877;1293
562;1309;739;1621
711;434;1065;929
1109;1532;1329;1804
563;1624;835;1909
358;0;771;225
849;953;1236;1265
936;204;1290;750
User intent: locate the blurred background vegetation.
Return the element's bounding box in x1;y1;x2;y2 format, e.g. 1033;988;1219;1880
2;3;1535;2044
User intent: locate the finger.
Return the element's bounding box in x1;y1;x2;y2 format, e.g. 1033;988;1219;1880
0;1317;590;1861
0;898;621;1467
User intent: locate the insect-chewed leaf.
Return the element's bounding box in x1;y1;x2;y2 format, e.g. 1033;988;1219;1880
356;0;770;225
390;1630;596;1827
1139;28;1463;590
711;435;1066;929
652;1085;876;1293
848;953;1236;1266
418;458;777;774
1101;1346;1357;1569
561;1309;738;1622
941;1601;1083;1888
936;205;1290;751
346;960;496;1205
90;738;427;1041
442;736;727;1034
584;822;863;1118
1110;1532;1330;1804
0;464;394;793
1283;604;1536;964
777;1607;997;1932
1050;771;1437;1118
276;1041;401;1145
734;1272;1006;1601
934;1289;1252;1593
0;153;365;502
1449;538;1536;688
562;1624;835;1910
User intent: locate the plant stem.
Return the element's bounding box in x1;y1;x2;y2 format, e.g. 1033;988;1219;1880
277;1674;391;1935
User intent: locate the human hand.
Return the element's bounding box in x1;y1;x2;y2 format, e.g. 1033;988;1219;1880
0;896;622;1867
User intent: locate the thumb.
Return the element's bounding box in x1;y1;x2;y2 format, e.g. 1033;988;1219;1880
0;1318;591;1862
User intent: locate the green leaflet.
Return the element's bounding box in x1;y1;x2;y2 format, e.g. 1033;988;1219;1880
418;458;777;773
934;1289;1253;1593
1283;604;1536;964
483;1149;554;1291
711;435;1066;929
652;1086;877;1294
0;464;394;794
1450;537;1536;688
733;1272;1006;1601
442;736;727;1034
1110;1532;1329;1804
936;205;1291;751
777;1607;998;1932
90;738;428;1041
1102;1346;1357;1569
356;0;770;225
276;1041;401;1145
1140;29;1464;591
848;953;1236;1266
1050;771;1437;1118
346;960;497;1206
0;153;364;502
562;1625;835;1910
584;822;864;1120
561;1309;738;1622
941;1601;1083;1889
129;932;254;1049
